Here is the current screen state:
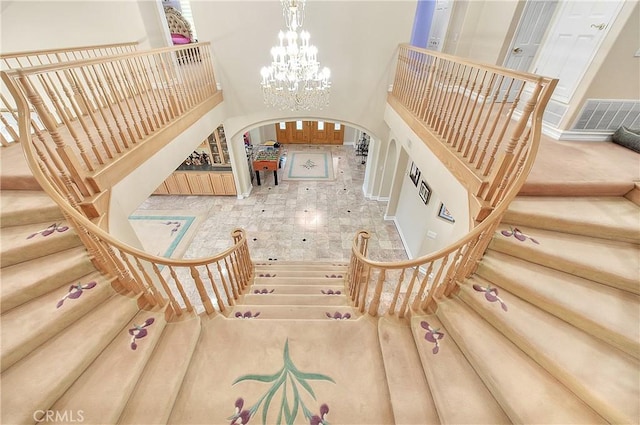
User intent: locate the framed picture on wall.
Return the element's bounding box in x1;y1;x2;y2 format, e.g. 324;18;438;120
438;203;455;222
419;180;431;205
409;161;421;187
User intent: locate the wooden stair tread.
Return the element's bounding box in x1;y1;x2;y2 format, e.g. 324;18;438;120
0;295;140;425
1;246;95;312
0;219;81;268
51;309;167;424
436;297;608;424
409;314;510;424
0;190;63;228
491;223;639;294
477;251;640;359
241;293;349;306
460;278;640;424
228;304;359;320
118;315;201;425
1;271;114;372
504;196;640;243
378;316;439;425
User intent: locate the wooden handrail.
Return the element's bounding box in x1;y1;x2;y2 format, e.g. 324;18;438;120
0;42;140;147
347;43;557;317
1;42;220;218
5;44;245;320
389;44;557;220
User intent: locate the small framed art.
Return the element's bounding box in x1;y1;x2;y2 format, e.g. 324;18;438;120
438;203;455;222
409;162;421;187
419;180;431;205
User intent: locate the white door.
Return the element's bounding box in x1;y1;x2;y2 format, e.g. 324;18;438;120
533;0;624;103
503;0;559;73
427;0;452;52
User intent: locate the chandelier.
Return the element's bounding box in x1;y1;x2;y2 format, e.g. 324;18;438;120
260;0;331;111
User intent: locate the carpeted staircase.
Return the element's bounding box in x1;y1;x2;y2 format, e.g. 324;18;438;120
1;142;639;424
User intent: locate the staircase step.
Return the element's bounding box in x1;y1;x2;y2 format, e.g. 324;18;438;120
625;182;640;206
378;316;439;425
1;271;114;372
228;304;359;320
254;269;347;278
0;143;41;190
169;315;394;425
0;294;140;425
0;219;81;267
1;246;95;312
503;196;640;243
409;314;510;424
241;293;349;306
254;261;348;272
118;315;201;425
490;223;639;294
459;278;640;424
0;190;64;228
250;284;345;295
436;297;607;424
477;251;640;359
254;276;345;286
50;309;167;424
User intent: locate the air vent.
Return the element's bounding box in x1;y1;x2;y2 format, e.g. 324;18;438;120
572;99;640;131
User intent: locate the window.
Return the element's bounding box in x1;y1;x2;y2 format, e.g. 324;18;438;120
317;121;324;130
334;123;341;130
296;121;303;130
279;122;286;130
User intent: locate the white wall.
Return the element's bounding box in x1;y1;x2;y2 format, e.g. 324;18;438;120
0;1;153;52
108;103;228;242
191;1;416;143
382;104;469;259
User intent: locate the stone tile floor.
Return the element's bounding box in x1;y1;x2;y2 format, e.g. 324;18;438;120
135;144;408;263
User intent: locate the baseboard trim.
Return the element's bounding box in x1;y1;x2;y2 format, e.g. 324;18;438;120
542;123;613;142
392;217;414;259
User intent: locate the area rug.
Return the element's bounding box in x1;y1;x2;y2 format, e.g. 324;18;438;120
128;210;205;258
282;151;335;181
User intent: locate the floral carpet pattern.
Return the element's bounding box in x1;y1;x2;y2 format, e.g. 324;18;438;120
229;339;334;425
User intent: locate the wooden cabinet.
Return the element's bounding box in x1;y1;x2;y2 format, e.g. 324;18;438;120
153;124;237;196
154;171;236;195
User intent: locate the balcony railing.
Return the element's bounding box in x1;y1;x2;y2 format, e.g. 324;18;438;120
1;42;139;147
4;42;556;323
1;42;221;217
347;44;557;316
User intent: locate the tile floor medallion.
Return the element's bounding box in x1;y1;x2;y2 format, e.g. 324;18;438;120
282;151;335;181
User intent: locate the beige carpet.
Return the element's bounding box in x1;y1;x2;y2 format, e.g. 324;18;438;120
282;151;336;181
170;315;394;424
128;210;205;258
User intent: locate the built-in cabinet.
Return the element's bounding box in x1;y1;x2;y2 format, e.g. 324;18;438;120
154;125;237;196
275;120;344;144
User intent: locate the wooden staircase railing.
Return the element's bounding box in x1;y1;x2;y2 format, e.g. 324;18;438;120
347;44;557;317
1;42;221;219
390;44;557;220
5;43;248;321
1;42;139;147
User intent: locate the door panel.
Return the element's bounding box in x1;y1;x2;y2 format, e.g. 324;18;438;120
274;121;345;145
533;0;622;103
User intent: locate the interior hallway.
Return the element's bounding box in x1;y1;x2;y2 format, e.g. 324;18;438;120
135;144;409;263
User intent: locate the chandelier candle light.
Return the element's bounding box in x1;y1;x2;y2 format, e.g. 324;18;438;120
260;0;331;111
